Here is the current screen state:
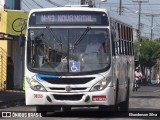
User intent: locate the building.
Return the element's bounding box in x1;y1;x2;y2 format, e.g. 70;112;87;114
0;0;28;91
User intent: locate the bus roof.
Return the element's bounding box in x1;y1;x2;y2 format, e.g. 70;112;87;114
29;6;107;13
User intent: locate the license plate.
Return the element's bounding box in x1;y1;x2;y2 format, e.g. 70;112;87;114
92;96;107;101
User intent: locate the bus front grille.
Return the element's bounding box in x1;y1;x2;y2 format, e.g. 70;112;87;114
53;94;83;101
49;87;87;91
42;77;95;84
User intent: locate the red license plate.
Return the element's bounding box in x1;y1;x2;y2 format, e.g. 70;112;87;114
92;96;107;101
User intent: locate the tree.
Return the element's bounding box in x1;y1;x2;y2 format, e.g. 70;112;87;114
140;38;160;67
135;37;160;83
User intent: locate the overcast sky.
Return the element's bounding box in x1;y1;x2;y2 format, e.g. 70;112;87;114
13;0;160;39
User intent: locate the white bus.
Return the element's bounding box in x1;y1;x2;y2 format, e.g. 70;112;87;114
25;6;134;115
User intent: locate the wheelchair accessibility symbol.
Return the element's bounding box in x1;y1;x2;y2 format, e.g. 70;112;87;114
69;61;80;72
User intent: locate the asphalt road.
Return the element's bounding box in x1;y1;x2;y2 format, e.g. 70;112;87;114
130;85;160;111
0;85;160;119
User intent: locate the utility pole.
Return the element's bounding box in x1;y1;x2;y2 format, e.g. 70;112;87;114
119;0;122;15
146;14;160;40
132;0;148;61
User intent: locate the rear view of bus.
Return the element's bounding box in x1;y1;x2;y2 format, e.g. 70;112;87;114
25;6;134;115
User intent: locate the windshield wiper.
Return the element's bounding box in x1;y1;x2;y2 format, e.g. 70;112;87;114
46;27;62;46
74;26;91;47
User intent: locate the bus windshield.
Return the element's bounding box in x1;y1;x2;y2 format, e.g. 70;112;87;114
27;28;110;74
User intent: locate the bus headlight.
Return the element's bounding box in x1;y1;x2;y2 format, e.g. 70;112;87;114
26;78;47;92
90;79;109;91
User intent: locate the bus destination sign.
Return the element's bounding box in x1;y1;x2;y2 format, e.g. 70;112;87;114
38;15;97;24
29;11;108;26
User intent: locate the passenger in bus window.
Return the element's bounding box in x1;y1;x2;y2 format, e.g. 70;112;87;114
35;33;44;41
99;41;109;54
85;35;101;53
34;33;45;67
99;40;110;65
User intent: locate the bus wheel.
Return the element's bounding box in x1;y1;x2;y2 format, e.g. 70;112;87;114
99;105;114;111
36;106;47;116
62;106;71;111
114;80;119;111
119;80;129;111
119;100;129;111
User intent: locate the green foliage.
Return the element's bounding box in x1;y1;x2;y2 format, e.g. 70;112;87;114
138;38;160;68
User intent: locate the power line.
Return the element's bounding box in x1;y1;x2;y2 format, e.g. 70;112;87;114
146;14;160;40
45;0;63;7
17;0;160;39
97;2;160;6
32;0;44;8
23;0;32;10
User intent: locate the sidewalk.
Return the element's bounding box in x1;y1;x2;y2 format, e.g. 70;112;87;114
0;90;25;109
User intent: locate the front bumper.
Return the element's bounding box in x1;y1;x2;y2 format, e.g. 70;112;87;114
25;87;114;106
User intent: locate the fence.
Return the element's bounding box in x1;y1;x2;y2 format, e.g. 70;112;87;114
0;47;7;91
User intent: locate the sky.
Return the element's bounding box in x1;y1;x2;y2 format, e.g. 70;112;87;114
3;0;160;39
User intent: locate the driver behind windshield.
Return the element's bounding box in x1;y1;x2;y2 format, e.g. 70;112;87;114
85;35;101;53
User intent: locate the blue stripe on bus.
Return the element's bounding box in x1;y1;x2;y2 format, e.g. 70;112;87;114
36;74;60;82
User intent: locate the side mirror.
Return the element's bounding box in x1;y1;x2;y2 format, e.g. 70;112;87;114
19;34;25;47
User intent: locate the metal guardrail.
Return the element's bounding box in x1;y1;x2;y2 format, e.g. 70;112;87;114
0;47;7;91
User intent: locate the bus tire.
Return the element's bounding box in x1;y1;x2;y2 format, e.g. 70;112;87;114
119;79;129;111
114;80;119;111
36;106;47;116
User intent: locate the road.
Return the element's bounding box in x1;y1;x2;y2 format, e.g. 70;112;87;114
130;85;160;111
0;85;160;119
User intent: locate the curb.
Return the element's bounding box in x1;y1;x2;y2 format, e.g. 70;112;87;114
0;99;25;109
0;90;25;109
4;90;25;93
